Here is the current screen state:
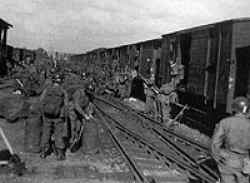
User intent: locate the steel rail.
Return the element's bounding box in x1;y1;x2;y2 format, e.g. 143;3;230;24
94;103;217;183
94;106;151;183
95;96;219;179
152;128;219;180
94;95;209;153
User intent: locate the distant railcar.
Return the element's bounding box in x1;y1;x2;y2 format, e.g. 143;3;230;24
100;39;162;84
0;18;12;76
11;47;36;64
160;18;250;114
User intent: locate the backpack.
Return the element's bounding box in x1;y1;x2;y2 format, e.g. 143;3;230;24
42;85;64;118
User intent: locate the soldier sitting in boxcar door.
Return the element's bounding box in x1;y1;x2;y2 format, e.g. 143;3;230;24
211;96;250;183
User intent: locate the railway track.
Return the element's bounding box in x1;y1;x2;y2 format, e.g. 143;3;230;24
93;95;219;182
95;104;188;183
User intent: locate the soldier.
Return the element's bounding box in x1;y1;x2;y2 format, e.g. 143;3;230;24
118;74;129;99
104;77;118;96
40;74;68;160
68;86;90;146
157;80;178;126
211;97;250;183
144;80;157;117
20;56;42;96
130;67;146;102
170;60;184;88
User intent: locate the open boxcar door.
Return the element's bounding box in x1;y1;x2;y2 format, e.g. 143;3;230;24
235;46;250;97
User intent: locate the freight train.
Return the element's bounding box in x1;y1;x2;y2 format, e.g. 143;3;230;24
161;18;250;115
71;18;250;118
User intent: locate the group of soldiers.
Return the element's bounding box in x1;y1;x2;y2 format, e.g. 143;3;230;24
144;77;179;126
11;57;97;161
11;56;250;183
11;56;181;161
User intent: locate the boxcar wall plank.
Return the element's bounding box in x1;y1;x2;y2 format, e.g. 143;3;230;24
160;36;171;84
204;31;211;104
213;29;222;109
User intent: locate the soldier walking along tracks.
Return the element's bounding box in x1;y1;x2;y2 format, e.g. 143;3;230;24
212;96;250;183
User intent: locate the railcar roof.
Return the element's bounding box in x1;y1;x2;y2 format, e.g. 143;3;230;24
0;18;13;29
109;38;162;50
162;17;250;37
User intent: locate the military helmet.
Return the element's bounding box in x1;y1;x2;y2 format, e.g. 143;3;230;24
52;74;63;83
232;96;249;114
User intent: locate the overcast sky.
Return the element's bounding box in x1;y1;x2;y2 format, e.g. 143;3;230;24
0;0;249;53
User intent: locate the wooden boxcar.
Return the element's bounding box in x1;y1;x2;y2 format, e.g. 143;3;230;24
160;18;250;113
0;18;12;76
113;39;162;84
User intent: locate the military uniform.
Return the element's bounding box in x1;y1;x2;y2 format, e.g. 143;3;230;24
68;88;90;143
144;84;157;117
40;81;68;160
157;82;178;124
118;75;129;99
212;97;250;183
81;102;99;155
16;63;41;96
170;62;184;88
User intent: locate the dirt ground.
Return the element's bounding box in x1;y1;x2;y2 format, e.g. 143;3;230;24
0;89;201;183
0;117;135;183
0;86;133;183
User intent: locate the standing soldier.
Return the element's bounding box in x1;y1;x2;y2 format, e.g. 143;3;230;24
170;60;184;88
117;74;129;99
24;59;41;96
40;74;68;160
211;97;250;183
144;80;157;118
157;80;178;126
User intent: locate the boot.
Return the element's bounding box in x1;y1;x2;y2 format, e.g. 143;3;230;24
40;146;51;159
56;148;65;161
